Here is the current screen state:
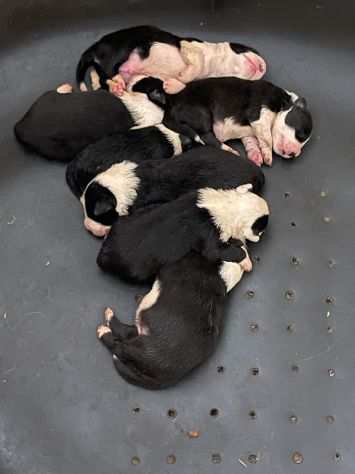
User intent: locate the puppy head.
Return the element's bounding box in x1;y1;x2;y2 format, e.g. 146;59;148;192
230;42;267;80
81;161;140;237
197;184;270;243
131;76;166;108
273;94;313;159
82;182;117;237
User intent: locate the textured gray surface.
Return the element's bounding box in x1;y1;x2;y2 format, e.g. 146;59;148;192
1;1;355;473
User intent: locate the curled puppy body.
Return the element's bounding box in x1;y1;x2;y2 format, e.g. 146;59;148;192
14;81;164;162
133;76;313;167
76;25;266;94
97;184;269;283
66;124;196;199
77;146;265;237
97;252;248;390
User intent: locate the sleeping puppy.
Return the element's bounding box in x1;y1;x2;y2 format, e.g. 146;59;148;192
14;80;164;162
96;252;249;389
66;124;196;199
133;76;313;167
76;24;266;95
97;184;269;283
75;147;265;237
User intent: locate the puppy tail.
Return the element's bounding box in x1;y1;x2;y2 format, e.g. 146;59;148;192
76;48;110;91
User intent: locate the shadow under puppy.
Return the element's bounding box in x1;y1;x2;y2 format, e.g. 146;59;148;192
96;185;269;389
14;79;163;162
73;146;265;237
133;76;313;167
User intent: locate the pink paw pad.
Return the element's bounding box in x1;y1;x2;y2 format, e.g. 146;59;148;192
248;150;264;167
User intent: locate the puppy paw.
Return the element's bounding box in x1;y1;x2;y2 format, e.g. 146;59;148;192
248;149;263;167
240;255;253;272
104;307;115;325
261;148;273;166
97;324;112;339
163;78;186;94
56;83;73;94
107;75;126;96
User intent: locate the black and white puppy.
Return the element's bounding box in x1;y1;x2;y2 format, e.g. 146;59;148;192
76;147;265;237
66;124;196;199
133;76;313;167
96;252;248;389
76;24;266;94
97;184;269;282
14;81;164;161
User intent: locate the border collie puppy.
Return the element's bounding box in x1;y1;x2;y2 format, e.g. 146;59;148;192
66;124;196;199
76;147;265;237
97;184;269;283
76;25;266;95
14;81;163;162
96;252;249;389
133;76;313;167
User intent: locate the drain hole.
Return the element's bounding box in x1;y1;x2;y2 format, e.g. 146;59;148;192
211;453;222;464
132;407;140;414
290;221;297;227
292;452;304;464
289;414;298;424
251;367;260;376
326;415;335;424
249;322;259;333
290;256;300;266
167;454;176;464
335;452;342;462
210;408;219;417
249;410;257;420
131;456;140;465
326;296;335;305
285;290;295;300
291;364;299;373
248;454;259;464
284;192;291;198
287;323;295;333
217;365;225;373
167;409;177;419
246;290;255;298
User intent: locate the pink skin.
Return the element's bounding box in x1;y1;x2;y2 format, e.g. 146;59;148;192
274;136;301;158
240;253;253;272
163;77;186;94
243;53;266;80
84;217;110;238
241;136;263;166
119;52;144;81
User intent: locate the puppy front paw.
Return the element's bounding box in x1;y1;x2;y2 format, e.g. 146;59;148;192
104;307;115;325
97;324;112;339
163;78;186;94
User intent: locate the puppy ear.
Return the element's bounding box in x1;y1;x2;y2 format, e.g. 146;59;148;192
149;88;166;107
93;199;115;217
294;97;307;109
237;183;253;194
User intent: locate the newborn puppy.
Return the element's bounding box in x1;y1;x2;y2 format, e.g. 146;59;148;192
14;81;163;161
76;147;265;237
76;24;266;95
97;184;269;282
97;252;248;389
134;77;313;166
66;124;196;199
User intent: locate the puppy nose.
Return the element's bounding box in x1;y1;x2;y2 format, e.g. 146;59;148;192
289;152;296;158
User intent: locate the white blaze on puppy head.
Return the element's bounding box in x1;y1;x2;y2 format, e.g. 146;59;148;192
272;93;313;159
197;184;270;243
81;161;140;237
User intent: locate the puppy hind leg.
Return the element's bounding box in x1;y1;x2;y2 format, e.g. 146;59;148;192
103;307;139;340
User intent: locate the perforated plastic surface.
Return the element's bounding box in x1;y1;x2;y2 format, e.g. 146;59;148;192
1;1;354;473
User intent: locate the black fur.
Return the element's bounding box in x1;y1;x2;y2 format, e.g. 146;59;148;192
133;76;312;146
81;146;265;228
99;252;243;389
66;125;197;198
14;90;135;161
76;25;260;89
96;189;267;283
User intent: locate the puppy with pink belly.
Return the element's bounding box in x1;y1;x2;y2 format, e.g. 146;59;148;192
76;25;266;95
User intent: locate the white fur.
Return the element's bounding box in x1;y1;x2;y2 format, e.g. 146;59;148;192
197;186;269;243
213;117;253;142
219;261;244;293
139;43;187;79
179;41;266;81
135;279;161;335
155;124;182;155
83;161;140;216
119;91;164;127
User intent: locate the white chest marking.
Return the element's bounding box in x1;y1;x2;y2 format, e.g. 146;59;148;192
119;91;164;128
213;117;253;142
